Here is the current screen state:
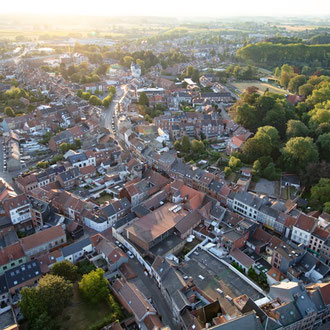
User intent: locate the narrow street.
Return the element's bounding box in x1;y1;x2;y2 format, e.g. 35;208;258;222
128;258;177;329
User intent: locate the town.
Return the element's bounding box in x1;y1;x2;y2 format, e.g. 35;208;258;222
0;9;329;330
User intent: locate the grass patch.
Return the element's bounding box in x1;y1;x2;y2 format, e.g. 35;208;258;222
57;284;111;330
94;193;113;204
232;81;290;95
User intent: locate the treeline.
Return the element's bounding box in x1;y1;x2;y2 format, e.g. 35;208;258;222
275;64;329;94
73;43;189;70
232;78;330;212
237;42;330;71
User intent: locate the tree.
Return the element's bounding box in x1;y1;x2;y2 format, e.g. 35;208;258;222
282;137;319;172
229;156;241;170
191;139;205;154
262;162;278;181
59;142;70;154
20;287;46;325
108;85;116;95
138;92;149;106
280;72;291;89
310;178;330;211
145;114;152;123
20;275;72;327
4;106;15;117
79;268;109;305
51;260;79;282
288;75;307;93
317;133;330;162
37;161;49;169
252;160;262;176
298;83;314;97
235;103;258;131
123;56;133;67
224;167;232;178
31;312;59;330
38;274;73;316
174;140;181;151
286;120;309;139
274;67;280;77
89;95;102;106
181;135;191;152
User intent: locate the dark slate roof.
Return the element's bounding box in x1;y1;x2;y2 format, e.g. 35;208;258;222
68;152;88;164
235;191;264;210
61;237;91;258
209;180;223;193
210;205;226;220
4;260;41;289
210;312;263;329
275;301;302;327
59;167;80;182
259;205;279;219
113;212;136;229
132;204;150;217
0;274;8;295
101;204;116;217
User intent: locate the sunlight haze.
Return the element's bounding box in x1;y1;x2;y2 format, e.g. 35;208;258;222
1;0;330;17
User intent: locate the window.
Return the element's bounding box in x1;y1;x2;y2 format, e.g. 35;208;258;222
11;262;15;267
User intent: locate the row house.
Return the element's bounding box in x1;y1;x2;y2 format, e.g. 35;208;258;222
120;170;170;207
309;227;330;254
291;214;318;246
48;130;74;152
267;236;305;275
0;242;26;275
200;92;232;103
57;167;81;190
232;191;264;221
20;225;66;257
3;194;32;227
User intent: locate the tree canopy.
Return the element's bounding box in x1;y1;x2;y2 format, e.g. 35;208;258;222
79;268;109;305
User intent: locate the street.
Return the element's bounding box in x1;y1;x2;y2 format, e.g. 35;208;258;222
127;258;177;329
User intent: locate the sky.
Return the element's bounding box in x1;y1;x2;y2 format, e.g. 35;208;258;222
1;0;329;17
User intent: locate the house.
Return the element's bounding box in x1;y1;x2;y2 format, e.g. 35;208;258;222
112;278;157;326
0;180;16;203
226;135;247;155
57;167;81;190
20;226;66;257
94;236;128;272
229;248;255;273
60;237;92;263
268;236;305;275
291;214;318;246
3;194;32;227
4;260;41;294
267;267;286;286
48;130;74;152
0;242;26;275
309;227;329;254
232;191;264;221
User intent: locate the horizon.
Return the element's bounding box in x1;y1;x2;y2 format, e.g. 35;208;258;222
1;0;330;18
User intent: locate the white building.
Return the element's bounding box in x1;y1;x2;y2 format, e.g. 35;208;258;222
131;62;141;78
291;214;317;246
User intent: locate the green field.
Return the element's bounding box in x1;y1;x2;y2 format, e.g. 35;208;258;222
232;81;290;95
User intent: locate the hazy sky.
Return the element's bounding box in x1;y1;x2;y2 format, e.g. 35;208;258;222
1;0;330;17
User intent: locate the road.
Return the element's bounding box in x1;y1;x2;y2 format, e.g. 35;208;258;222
102;85;124;132
128;258;177;329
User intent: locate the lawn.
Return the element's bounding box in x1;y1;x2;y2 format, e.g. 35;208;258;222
94;193;113;204
232;81;290;95
57;284;111;330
